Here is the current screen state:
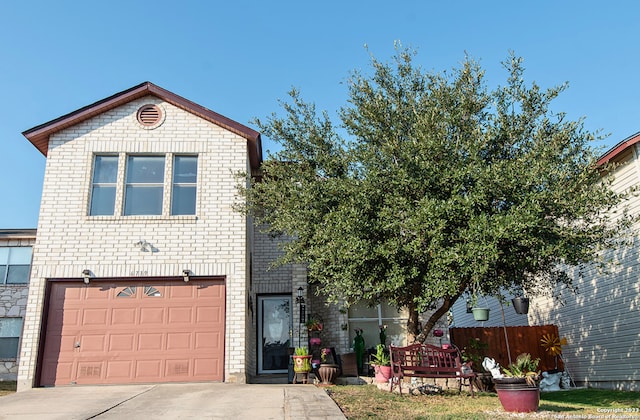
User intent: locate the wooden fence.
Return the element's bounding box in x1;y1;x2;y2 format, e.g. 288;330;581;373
449;325;563;373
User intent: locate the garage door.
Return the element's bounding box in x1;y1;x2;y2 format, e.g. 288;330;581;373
40;278;225;386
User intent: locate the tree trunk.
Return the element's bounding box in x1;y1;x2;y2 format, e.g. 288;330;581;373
406;301;420;343
412;291;463;344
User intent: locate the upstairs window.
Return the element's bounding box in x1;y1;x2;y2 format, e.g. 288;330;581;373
0;247;32;284
89;154;198;217
89;155;118;216
171;155;198;215
124;156;165;216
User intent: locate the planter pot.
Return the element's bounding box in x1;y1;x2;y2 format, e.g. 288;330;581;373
309;337;321;346
494;378;540;412
472;307;490;321
373;364;392;383
317;363;339;386
511;297;530;314
292;355;312;373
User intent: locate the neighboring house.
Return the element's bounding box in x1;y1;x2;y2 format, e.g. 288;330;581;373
450;132;640;391
0;228;35;380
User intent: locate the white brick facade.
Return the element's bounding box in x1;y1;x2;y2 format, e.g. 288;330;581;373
18;92;254;390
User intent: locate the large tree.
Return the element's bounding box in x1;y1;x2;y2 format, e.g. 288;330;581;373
239;45;634;343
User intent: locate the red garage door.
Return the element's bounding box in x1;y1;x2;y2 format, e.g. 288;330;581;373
40;278;225;386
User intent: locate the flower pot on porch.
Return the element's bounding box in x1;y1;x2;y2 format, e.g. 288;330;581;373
493;378;540;413
317;363;339;385
472;307;490;321
292;355;312;373
373;364;392;383
511;297;530;314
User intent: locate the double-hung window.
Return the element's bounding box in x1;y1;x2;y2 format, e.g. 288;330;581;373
89;154;197;217
171;155;198;215
0;247;32;284
89;155;118;216
124;156;165;215
0;318;23;359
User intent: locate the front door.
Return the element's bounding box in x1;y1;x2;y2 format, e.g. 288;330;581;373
257;296;291;374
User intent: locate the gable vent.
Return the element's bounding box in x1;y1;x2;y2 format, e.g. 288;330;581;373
136;104;162;126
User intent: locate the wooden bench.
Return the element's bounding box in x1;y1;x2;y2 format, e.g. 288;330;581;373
389;343;476;396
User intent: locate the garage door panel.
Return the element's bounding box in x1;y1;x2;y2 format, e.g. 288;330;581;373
109;334;135;351
77;362;103;381
138;333;164;350
106;360;133;379
83;309;109;325
167;307;192;323
135;359;162;379
168;285;194;298
40;279;225;386
196;306;222;323
81;335;106;351
140;307;165;324
167;332;191;350
194;358;219;376
111;308;137;324
194;332;220;350
165;359;190;377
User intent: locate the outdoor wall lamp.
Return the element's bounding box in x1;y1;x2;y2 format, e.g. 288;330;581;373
182;269;191;282
296;286;306;324
82;269;91;285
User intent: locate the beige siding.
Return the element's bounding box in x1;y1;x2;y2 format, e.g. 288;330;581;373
449;146;640;390
532;147;640;390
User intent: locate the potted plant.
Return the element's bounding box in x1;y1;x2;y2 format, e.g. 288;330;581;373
468;291;490;321
511;296;530;314
292;347;312;373
370;344;392;383
317;347;339;386
493;353;541;413
305;317;324;333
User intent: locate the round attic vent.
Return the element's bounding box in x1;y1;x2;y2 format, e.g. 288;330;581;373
136;104;163;127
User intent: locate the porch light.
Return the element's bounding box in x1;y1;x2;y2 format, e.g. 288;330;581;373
182;269;190;282
296;287;305;324
82;269;91;285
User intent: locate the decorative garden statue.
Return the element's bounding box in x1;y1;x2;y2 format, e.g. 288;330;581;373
540;371;562;391
483;357;503;378
353;328;365;375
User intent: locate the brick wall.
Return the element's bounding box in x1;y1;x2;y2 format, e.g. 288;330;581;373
18;97;251;389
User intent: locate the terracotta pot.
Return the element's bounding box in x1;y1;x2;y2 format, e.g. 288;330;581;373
292;355;312;373
373;364;392;383
494;378;539;412
317;363;339;385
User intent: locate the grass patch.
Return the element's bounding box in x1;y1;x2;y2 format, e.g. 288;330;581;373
0;381;17;397
326;385;640;419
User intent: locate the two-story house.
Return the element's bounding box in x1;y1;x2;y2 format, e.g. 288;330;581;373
16;82;313;390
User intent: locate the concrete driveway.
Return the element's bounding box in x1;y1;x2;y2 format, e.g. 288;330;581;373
0;383;346;420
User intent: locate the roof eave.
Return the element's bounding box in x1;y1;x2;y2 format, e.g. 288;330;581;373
22;82;262;173
597;131;640;167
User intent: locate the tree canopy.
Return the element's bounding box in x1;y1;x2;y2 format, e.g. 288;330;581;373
239;44;634;342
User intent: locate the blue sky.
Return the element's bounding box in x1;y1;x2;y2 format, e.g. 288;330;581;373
1;1;639;228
